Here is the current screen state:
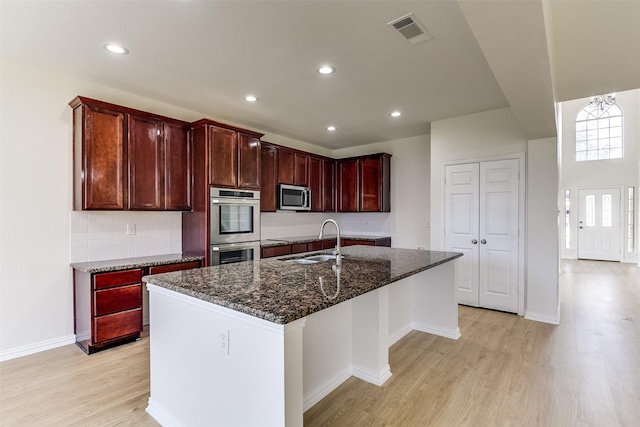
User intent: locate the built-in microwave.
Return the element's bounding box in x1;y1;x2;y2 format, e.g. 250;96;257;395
277;184;311;211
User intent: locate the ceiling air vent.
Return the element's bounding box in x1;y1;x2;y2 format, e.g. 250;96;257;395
387;13;433;46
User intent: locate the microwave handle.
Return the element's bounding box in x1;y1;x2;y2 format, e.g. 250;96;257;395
302;190;308;208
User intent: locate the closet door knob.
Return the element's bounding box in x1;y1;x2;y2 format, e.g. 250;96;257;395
472;239;478;244
480;239;487;244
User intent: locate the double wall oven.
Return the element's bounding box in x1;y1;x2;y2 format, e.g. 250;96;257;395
209;187;260;265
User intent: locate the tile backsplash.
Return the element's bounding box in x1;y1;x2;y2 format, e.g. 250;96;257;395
69;211;182;263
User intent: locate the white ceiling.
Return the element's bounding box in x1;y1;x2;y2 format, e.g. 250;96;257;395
1;1;639;149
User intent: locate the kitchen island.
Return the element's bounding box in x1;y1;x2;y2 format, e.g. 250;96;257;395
143;246;462;427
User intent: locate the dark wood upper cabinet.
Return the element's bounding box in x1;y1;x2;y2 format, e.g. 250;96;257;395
192;119;262;190
277;147;295;184
164;122;191;210
359;154;391;212
308;156;323;211
277;147;308;186
338;158;359;212
322;160;336;212
71;97;191;211
128;114;163;210
207;125;238;188
294;153;309;186
238;132;261;190
338;153;391;212
71;99;127;210
260;142;278;212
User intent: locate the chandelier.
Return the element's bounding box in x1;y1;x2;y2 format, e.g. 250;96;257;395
589;93;616;111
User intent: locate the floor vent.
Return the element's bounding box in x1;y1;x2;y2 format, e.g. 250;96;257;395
387;13;433;46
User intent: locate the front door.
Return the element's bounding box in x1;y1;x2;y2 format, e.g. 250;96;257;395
578;188;621;261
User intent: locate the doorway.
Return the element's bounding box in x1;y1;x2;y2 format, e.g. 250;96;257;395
444;158;521;313
577;188;621;261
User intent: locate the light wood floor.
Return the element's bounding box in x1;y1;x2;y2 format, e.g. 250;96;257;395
1;260;638;426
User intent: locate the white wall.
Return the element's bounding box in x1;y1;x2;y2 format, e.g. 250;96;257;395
558;89;640;262
526;137;560;323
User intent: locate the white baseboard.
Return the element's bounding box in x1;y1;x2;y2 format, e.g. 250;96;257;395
146;397;186;427
388;324;413;347
0;334;76;362
525;308;560;325
303;366;352;412
352;364;392;387
413;322;461;340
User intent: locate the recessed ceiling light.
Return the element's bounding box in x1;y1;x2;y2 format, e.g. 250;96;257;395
102;43;129;55
390;111;402;117
317;65;336;75
326;126;336;131
244;95;259;102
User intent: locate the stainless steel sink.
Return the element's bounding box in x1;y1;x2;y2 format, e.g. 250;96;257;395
280;254;337;264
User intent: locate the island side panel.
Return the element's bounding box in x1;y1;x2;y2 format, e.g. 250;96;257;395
146;284;300;427
351;287;392;386
410;261;461;339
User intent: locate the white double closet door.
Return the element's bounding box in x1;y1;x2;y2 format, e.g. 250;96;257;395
445;159;520;313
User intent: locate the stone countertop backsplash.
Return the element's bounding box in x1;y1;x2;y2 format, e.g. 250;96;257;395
142;246;462;325
70;253;205;273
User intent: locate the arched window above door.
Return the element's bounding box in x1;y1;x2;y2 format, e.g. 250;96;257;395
576;101;623;161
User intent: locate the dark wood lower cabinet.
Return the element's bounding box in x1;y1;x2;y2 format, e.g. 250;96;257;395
73;260;201;354
260;237;389;258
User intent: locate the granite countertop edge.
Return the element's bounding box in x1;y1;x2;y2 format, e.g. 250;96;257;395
70;253;205;273
143;248;463;325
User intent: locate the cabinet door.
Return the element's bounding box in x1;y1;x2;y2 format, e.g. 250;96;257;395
238;133;260;189
294;153;309;186
260;143;278;212
308;156;323;211
359;154;391;212
208;125;238;188
128;114;164;210
322;160;336;212
278;147;295;184
82;103;127;210
338;159;359;212
164;122;191;210
359;156;382;212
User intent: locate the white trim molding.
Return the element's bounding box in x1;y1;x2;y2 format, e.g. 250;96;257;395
0;334;76;362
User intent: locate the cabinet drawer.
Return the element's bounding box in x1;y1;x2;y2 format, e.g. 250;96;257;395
94;269;142;289
94;284;142;316
307;241;323;251
322;239;337;249
291;243;308;254
261;245;291;258
94;309;142;343
148;261;201;275
342;239;375;247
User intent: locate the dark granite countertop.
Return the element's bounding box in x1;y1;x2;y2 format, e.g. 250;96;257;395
260;234;390;247
71;253;205;273
142;246;462;325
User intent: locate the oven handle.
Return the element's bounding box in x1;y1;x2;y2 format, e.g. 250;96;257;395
211;198;259;205
211;242;261;251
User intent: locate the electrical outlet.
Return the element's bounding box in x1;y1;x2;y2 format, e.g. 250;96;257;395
426;221;430;228
126;224;136;236
220;329;230;355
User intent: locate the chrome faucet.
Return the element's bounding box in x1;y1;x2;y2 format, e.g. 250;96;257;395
319;219;341;266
